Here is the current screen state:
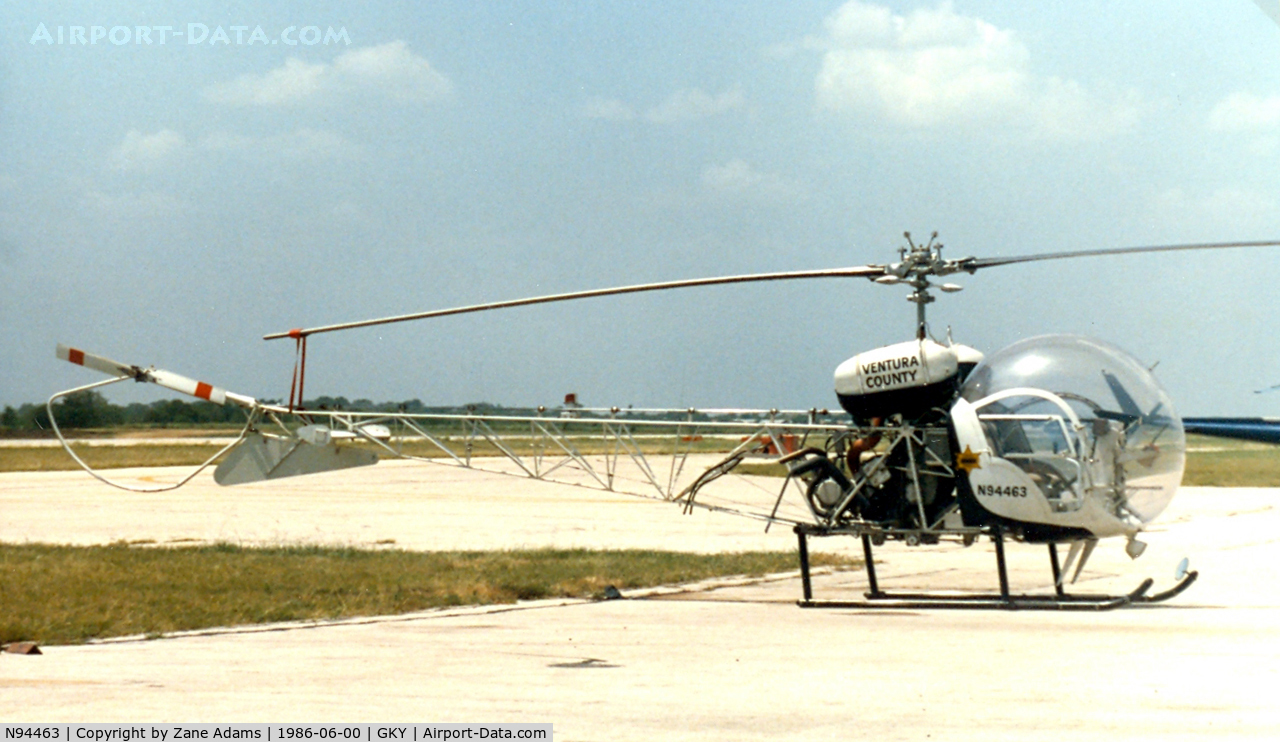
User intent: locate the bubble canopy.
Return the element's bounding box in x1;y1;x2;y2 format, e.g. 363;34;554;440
960;335;1185;526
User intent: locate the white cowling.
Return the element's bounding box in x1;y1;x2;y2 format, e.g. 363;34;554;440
834;339;960;397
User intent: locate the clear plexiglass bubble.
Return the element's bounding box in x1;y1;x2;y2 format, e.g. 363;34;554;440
960;334;1184;525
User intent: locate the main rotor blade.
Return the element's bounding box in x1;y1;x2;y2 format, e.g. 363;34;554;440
965;239;1280;270
264;265;885;340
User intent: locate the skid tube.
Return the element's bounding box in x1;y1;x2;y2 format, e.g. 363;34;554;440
794;524;1197;611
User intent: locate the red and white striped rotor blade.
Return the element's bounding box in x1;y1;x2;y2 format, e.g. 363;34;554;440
57;344;229;406
57;344;137;378
149;369;228;405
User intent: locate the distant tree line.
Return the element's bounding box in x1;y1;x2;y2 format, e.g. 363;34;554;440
0;392;520;432
0;392;749;433
1;391;247;431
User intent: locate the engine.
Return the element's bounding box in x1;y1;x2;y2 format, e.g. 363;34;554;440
790;339;984;532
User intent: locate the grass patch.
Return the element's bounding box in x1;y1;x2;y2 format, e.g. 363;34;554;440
1181;451;1280;486
735;461;792;478
6;434;1279;484
0;444;231;473
1183;434;1280;486
0;543;856;646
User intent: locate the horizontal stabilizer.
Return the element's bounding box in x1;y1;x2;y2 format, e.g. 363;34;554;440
214;432;378;485
330;424;393;441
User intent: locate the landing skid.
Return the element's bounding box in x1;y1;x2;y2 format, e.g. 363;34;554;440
794;525;1197;611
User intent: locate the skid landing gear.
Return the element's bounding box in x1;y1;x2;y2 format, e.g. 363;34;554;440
795;525;1198;611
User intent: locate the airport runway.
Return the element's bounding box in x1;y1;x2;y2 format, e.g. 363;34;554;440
2;461;1278;739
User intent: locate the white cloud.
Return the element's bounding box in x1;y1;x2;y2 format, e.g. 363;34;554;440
203;41;450;107
814;1;1138;140
198;128;358;160
331;41;452;103
645;87;743;124
204;58;326;106
583;87;743;124
197;131;259;151
83;188;185;218
1209;92;1280;132
281;128;354;159
1150;186;1280;234
701;159;802;200
583;97;636;121
110;129;187;171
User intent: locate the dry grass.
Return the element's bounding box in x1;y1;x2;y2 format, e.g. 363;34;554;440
5;434;1278;486
1182;434;1280;486
0;444;230;473
0;435;748;473
0;543;855;645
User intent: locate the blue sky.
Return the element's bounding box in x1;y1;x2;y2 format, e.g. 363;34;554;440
2;1;1279;416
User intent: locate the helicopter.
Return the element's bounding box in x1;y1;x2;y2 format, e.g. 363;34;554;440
50;234;1280;610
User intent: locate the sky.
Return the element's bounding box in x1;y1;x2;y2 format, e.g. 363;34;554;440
1;1;1279;417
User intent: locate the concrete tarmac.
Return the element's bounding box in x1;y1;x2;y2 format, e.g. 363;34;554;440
2;461;1278;739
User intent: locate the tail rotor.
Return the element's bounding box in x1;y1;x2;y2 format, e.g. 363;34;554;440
56;344;245;407
50;344;258;492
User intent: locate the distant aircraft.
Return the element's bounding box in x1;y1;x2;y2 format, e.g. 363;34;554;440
1180;380;1280;443
1183;417;1280;444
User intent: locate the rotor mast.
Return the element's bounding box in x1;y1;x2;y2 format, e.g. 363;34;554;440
874;232;965;341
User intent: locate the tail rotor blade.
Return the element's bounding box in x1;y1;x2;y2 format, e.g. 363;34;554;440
149;368;228;405
56;344;138;379
57;343;246;407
